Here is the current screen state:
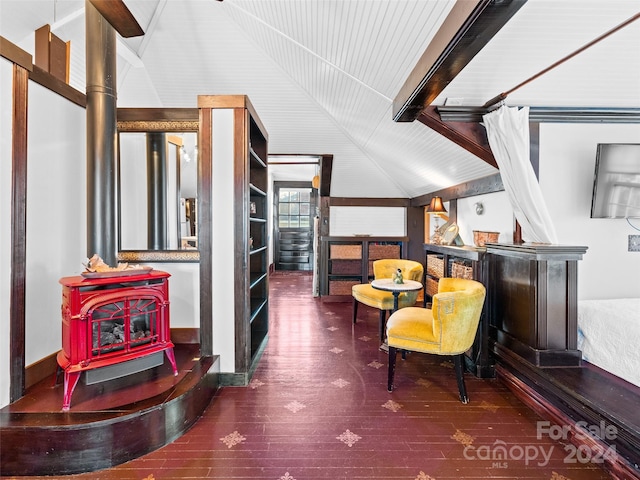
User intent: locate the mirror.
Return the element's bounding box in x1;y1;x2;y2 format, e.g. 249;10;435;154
116;108;200;262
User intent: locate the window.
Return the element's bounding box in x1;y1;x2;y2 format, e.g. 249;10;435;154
278;188;312;228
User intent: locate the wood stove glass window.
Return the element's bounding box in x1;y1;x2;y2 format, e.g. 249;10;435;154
91;296;160;357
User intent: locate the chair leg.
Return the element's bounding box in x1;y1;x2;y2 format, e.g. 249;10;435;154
378;309;388;341
352;298;358;324
454;354;469;404
388;346;397;392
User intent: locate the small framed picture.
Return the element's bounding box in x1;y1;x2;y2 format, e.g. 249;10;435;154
249;201;257;214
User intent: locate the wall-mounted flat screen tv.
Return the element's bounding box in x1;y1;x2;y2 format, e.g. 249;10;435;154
591;143;640;218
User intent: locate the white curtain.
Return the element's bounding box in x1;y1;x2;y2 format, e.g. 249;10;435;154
483;105;558;244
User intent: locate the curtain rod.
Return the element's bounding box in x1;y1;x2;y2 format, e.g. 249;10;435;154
483;12;640;108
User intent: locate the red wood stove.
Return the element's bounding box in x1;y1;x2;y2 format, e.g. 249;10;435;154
57;270;178;411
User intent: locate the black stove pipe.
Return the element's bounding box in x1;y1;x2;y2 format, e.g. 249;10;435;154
85;0;117;266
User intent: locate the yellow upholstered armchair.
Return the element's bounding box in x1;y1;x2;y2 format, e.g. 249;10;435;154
386;277;486;403
352;259;424;340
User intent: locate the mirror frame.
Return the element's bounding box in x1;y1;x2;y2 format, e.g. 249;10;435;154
116;108;200;262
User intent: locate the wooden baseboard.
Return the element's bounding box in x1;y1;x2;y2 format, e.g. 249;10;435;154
171;327;200;344
25;353;58;390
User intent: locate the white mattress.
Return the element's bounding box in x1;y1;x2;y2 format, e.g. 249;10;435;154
577;298;640;388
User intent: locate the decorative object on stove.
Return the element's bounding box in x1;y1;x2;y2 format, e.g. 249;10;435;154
83;254;151;277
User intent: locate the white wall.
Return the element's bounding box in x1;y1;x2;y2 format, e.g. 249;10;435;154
425;121;640;303
0;58;13;407
25;82;87;367
145;263;200;329
329;206;406;236
457;192;514;246
454;122;640;301
539;123;640;300
210;108;237;373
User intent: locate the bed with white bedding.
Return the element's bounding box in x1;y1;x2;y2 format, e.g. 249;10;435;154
577;298;640;388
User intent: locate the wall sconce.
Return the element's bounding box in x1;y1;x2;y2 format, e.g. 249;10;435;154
475;202;484;215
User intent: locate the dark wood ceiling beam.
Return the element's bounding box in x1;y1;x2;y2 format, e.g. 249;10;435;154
319;154;333;197
87;0;144;38
411;173;504;208
393;0;527;123
418;106;497;168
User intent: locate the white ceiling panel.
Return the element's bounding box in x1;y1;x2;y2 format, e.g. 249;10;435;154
434;0;640;108
2;0;638;199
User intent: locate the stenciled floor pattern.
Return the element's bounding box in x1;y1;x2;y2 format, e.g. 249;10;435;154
12;271;614;480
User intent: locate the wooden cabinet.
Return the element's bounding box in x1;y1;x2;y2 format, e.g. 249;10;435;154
199;95;268;385
423;244;493;378
487;243;587;368
320;236;408;300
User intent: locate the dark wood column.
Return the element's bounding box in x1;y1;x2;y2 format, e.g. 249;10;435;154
10;63;29;402
146;133;168;249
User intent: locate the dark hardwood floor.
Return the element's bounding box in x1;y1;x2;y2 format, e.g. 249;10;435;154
3;271;617;479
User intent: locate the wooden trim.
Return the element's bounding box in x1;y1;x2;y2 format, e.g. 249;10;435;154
319;196;330;237
319;155;333;197
34;24;69;82
10;64;29;402
1;351;218;476
406;206;425;263
0;36;33;71
29;65;85;107
197;95;269;141
24;353;57;391
170;328;200;345
87;0;144;38
496;362;640;479
411;173;503;207
198;108;213;356
117;108;199;124
234;107;249;373
393;0;484;121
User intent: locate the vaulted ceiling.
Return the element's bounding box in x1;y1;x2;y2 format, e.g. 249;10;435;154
2;0;639;198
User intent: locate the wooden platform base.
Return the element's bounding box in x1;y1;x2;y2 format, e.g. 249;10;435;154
0;344;219;476
495;344;640;480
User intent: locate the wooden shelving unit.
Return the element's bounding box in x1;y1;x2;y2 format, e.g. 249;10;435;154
248;141;269;364
198;95;268;385
423;243;493;378
319;236;408;301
